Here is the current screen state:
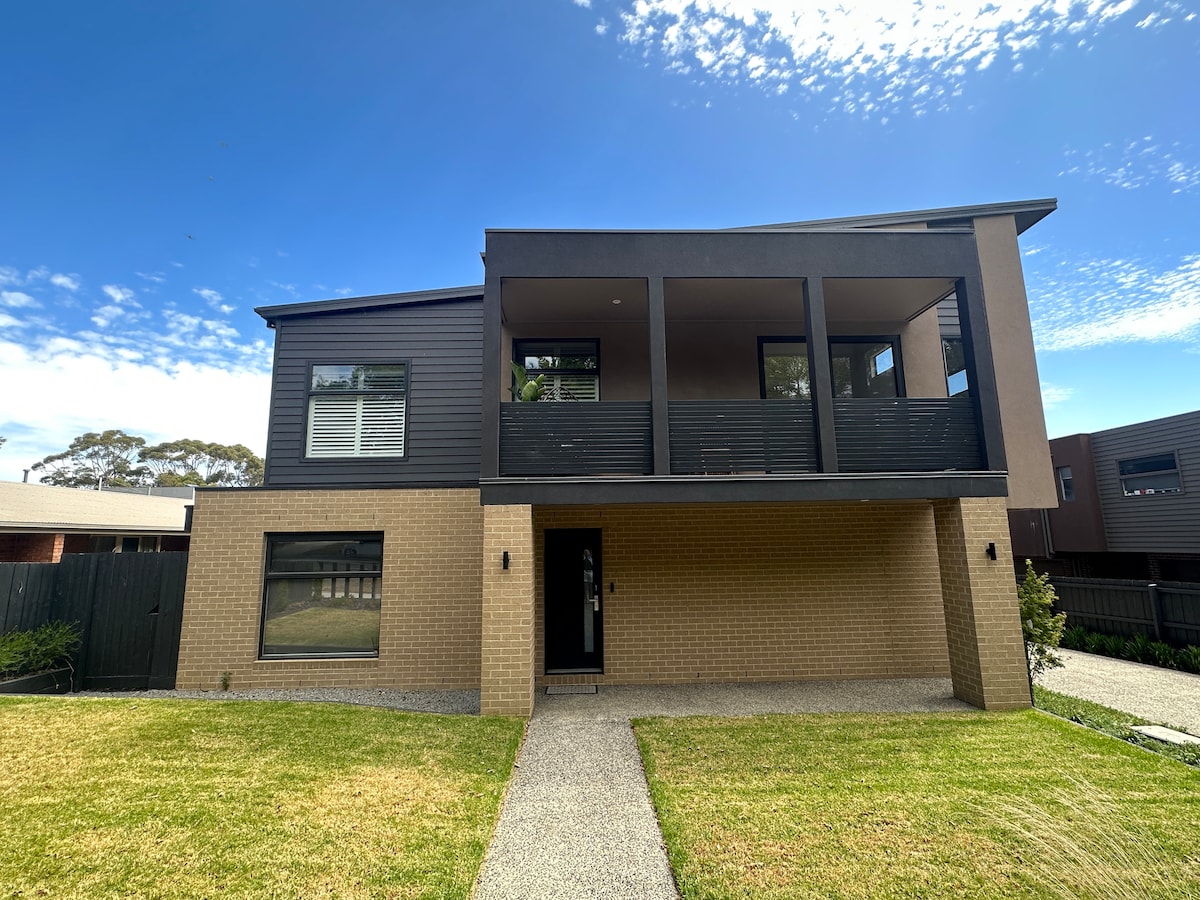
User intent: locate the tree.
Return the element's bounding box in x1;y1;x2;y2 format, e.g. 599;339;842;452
1018;559;1067;680
31;431;264;488
139;439;264;487
32;430;149;487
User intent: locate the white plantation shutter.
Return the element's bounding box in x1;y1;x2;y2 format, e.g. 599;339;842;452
552;374;599;401
306;364;406;458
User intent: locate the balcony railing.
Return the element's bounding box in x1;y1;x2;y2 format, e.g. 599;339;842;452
668;400;818;475
833;396;983;472
499;402;653;476
496;396;983;478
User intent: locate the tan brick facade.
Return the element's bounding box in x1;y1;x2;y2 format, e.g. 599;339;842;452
176;488;484;691
533;502;952;686
933;496;1032;709
480;504;535;715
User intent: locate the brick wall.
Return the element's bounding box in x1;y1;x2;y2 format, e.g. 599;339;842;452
176;488;484;690
0;532;64;563
533;502;952;685
933;496;1031;709
480;504;535;715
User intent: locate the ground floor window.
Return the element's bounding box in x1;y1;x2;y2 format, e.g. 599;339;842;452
260;533;382;658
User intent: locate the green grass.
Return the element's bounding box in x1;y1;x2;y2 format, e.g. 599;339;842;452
1034;685;1200;768
0;697;523;899
635;710;1200;899
264;606;381;649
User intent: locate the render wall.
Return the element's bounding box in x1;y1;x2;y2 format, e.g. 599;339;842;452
532;502;952;685
176;488;484;690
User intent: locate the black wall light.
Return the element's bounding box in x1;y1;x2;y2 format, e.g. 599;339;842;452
502;551;510;570
986;542;997;560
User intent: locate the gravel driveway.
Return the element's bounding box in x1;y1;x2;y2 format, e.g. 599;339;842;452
1038;648;1200;736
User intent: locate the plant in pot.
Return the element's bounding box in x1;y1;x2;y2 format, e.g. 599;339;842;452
509;362;578;402
0;620;82;694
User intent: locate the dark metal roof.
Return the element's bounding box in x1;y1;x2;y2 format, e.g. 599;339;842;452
254;284;484;324
728;197;1058;236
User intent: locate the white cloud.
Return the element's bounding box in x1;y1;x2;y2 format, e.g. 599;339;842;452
0;337;271;479
0;313;27;329
1040;384;1074;409
573;0;592;7
0;291;39;309
334;287;354;296
1030;252;1200;351
101;284;137;305
90;304;125;328
596;18;610;35
269;280;300;298
49;273;81;291
137;271;166;284
1060;137;1200;193
193;286;236;314
0;267;21;287
616;0;1177;116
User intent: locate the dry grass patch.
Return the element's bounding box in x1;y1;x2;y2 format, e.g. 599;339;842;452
635;710;1200;899
0;696;523;899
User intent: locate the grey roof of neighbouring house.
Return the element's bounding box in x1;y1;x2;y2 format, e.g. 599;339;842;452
0;481;191;534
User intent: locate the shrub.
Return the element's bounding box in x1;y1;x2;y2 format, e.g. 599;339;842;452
1061;625;1088;651
1123;633;1154;664
1017;560;1067;679
1178;646;1200;674
0;621;81;679
1150;641;1179;669
1101;634;1127;657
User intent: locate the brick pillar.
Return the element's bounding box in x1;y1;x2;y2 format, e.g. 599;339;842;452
933;497;1031;710
480;504;535;716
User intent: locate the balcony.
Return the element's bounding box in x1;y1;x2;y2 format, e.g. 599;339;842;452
498;396;982;478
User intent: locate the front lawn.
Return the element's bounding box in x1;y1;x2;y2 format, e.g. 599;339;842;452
0;697;523;899
636;710;1200;899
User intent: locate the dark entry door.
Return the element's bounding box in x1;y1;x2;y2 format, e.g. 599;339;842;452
544;528;602;672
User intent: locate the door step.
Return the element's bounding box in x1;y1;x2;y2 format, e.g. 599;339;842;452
545;684;599;695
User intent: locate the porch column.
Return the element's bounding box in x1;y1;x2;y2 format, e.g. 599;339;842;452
480;503;535;716
803;277;838;472
648;275;671;474
932;496;1030;710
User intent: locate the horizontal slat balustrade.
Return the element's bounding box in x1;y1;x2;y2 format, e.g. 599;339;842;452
834;397;982;472
499;402;653;476
668;400;818;474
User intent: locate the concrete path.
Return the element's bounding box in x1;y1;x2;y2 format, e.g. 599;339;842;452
1038;647;1200;736
473;678;971;899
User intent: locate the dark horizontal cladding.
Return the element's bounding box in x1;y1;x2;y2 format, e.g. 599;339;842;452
485;229;980;279
479;472;1009;506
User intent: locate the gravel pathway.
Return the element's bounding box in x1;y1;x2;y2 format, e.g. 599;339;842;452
1038;648;1200;736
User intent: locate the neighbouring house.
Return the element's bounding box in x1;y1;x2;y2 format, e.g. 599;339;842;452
0;481;193;563
1010;409;1200;582
177;199;1059;715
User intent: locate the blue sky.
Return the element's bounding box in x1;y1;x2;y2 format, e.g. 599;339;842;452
2;0;1198;481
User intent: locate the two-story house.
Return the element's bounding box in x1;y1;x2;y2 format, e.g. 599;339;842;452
176;199;1058;715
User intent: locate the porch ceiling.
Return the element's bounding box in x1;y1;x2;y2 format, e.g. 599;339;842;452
499;276;956;326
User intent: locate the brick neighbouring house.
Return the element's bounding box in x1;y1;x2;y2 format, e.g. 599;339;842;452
176;199;1059;715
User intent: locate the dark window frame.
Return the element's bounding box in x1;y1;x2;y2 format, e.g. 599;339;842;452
511;338;601;401
259;531;384;660
757;336;809;399
942;335;969;397
827;335;906;399
303;360;410;461
1056;465;1075;502
1116;451;1183;498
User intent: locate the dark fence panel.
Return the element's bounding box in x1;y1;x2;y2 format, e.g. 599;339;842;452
834;397;983;472
0;552;188;690
669;400;818;475
500;402;653;476
0;563;59;632
1049;576;1200;646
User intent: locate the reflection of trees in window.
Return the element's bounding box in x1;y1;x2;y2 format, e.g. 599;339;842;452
762;342;810;399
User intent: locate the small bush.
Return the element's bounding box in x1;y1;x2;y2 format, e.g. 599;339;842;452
1150;641;1179;669
1178;646;1200;674
1083;631;1108;655
1101;634;1127;657
0;621;81;679
1123;633;1154;664
1017;559;1066;679
1061;625;1088;651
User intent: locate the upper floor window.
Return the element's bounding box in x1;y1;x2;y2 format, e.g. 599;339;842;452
759;339;810;399
306;364;407;458
1056;465;1074;502
513;340;599;401
829;339;900;398
1118;453;1182;497
942;337;969;397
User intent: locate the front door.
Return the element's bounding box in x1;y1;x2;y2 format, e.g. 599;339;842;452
544;528;603;672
